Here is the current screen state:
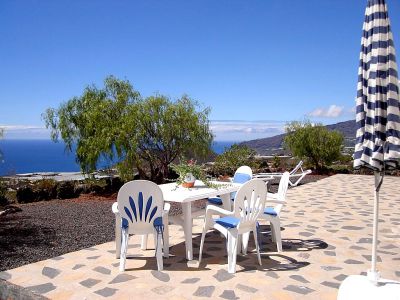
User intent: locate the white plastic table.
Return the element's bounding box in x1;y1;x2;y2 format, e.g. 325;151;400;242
159;180;242;261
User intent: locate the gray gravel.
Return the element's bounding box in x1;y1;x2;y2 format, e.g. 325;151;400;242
0;175;325;271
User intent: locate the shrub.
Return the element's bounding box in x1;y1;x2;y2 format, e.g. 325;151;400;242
56;181;77;199
16;186;37;203
105;177;124;193
284;120;344;172
34;179;58;200
0;181;8;206
272;155;282;169
212;144;257;176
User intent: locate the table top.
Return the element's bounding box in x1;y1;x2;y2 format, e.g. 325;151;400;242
159;180;242;203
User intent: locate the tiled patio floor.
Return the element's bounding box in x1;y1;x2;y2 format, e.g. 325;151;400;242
1;174;399;299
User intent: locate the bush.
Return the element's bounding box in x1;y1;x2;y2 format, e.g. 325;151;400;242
34;179;58;200
16;186;37;203
212;144;257;176
284;120;344;172
0;181;8;206
56;181;77;199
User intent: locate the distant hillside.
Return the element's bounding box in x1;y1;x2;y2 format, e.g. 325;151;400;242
240;120;356;156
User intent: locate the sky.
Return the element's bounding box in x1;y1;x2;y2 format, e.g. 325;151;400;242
1;0;399;141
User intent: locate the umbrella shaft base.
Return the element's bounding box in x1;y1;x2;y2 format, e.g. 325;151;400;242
367;270;381;284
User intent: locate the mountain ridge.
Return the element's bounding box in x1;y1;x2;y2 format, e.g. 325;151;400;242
240;119;356;156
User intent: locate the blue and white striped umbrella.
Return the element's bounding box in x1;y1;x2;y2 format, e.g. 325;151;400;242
352;0;400;284
354;0;400;172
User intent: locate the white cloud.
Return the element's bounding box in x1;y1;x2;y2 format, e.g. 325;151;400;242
0;125;51;139
0;121;286;142
308;105;344;118
210;120;285;141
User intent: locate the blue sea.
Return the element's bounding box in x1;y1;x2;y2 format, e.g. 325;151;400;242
0;140;237;176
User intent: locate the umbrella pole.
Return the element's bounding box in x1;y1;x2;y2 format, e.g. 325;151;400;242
368;171;382;284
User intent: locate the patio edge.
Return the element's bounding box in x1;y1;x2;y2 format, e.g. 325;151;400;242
0;279;49;300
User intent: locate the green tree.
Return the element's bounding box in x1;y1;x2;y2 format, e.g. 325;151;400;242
213;144;257;176
131;95;213;182
43;75;140;173
43;76;213;183
284;120;344;171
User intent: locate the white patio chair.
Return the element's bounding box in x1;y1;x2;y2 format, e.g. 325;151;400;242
208;165;253;206
112;180;170;271
253;160;311;187
199;179;267;274
258;171;290;252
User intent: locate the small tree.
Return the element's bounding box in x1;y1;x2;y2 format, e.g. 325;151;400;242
43;75;140;173
284;120;343;172
43;76;213;183
131;95;213;182
213;144;256;176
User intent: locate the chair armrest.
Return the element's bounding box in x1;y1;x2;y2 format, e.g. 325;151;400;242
266;199;285;205
112;202;119;215
267;192;279;200
205;204;234;217
163;203;171;214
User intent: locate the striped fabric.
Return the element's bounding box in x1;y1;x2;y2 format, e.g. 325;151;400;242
354;0;400;171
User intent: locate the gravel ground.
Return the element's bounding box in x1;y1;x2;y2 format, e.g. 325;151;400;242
0;175;326;271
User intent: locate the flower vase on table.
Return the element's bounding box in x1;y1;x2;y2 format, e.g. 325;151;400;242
181;173;196;188
171;159;212;189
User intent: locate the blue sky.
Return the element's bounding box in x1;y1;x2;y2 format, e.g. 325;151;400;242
1;0;399;141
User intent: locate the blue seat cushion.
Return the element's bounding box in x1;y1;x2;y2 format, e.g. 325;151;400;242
208;172;251;206
264;207;278;216
208;197;223;205
215;216;240;229
233;172;252;183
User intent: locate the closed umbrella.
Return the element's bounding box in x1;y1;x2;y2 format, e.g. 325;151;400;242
338;0;400;298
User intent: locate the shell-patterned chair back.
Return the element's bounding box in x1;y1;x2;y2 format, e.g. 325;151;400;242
117;180;164;235
232;179;267;231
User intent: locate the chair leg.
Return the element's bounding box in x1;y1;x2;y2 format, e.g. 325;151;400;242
271;218;282;252
256;221;263;251
241;232;250;255
141;234;148;250
253;226;262;266
119;228;129;272
227;231;238;274
198;226;208;265
156;232;163;271
270;223;276;242
163;216;169;258
115;217;121;259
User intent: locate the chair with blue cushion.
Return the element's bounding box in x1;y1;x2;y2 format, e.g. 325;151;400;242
208;166;253;207
258;171;290;252
112;180;170;271
198;179;267;274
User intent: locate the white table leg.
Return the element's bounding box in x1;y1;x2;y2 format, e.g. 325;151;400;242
182;202;193;260
115;216;121;259
220;193;231;211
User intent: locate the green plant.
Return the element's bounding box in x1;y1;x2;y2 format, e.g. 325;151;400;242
43;76;213;184
0;180;8;206
284;120;344;172
34;179;58;200
213;144;256;176
171;159;212;187
16;186;36;203
271;155;281;169
56;181;77;199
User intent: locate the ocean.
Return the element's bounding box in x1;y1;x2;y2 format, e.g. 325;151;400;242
0;140;236;176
